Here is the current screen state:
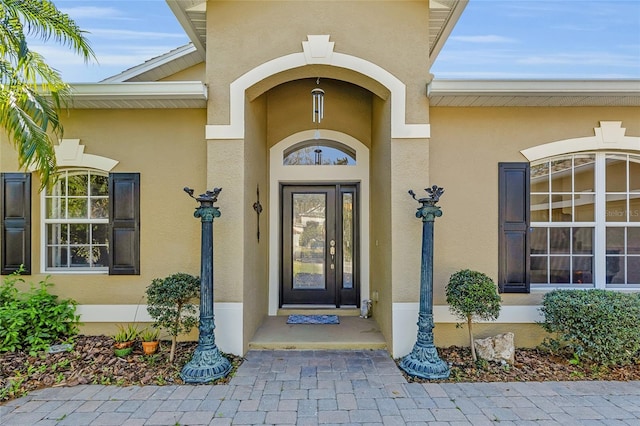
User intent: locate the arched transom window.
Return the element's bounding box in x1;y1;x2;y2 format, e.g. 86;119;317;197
530;152;640;287
283;140;356;166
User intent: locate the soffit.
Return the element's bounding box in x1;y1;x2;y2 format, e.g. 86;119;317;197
65;81;207;109
428;80;640;107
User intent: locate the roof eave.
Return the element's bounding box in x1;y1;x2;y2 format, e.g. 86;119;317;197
65;81;208;109
428;79;640;106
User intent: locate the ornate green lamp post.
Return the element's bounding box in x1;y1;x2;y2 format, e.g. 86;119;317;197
180;187;231;383
399;185;450;379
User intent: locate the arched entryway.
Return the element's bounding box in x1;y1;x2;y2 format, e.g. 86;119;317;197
269;130;370;315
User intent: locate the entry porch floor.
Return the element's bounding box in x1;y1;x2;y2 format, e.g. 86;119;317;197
249;314;387;350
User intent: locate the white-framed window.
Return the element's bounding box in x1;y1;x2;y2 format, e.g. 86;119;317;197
43;169;109;272
530;152;640;288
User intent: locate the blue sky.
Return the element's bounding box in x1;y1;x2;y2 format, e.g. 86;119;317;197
43;0;640;83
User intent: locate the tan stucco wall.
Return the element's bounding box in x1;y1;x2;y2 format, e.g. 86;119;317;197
266;78;372;148
435;323;548;348
160;63;205;82
243;94;269;349
429;107;640;306
1;108;207;304
370;96;393;345
206;1;430;126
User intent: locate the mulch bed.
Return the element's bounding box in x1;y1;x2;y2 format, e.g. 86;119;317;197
403;346;640;383
2;336;639;403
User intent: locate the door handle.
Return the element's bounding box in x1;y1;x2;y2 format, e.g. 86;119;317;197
330;239;335;269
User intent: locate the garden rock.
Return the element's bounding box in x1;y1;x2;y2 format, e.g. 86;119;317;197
474;332;515;364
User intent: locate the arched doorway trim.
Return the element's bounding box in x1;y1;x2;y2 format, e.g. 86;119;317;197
268;129;370;314
206;35;430;141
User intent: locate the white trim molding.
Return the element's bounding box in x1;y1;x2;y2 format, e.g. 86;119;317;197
76;303;244;355
391;303;544;358
269;130;370;315
521;121;640;161
55;139;119;171
206;35;430;141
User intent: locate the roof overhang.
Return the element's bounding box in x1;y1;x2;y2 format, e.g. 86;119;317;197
428;80;640;107
64;81;207;109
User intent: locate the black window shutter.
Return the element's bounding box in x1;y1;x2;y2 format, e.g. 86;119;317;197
109;173;140;275
1;173;31;275
498;162;530;293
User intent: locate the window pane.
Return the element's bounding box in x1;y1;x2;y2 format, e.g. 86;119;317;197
628;257;640;284
549;256;570;283
606;256;624;283
606;195;626;222
67;174;88;196
530;256;547;283
530;195;549;221
69;224;89;244
47;224;68;244
573;227;593;254
284;141;355;165
530;228;547;254
292;193;326;289
606;228;625;253
550;228;570;253
606;156;627;192
551;158;572;192
48;246;68;267
91;198;108;219
70;246;91;267
90;174;109;196
551;194;572;221
573;257;592;284
92;224;109;244
574;155;595;192
630;156;640;192
342;193;353;289
67;198;88;219
530;162;549;192
94;246;109;267
50;179;66;196
46;197;66;219
630;194;640;223
574;194;594;221
629;228;640;254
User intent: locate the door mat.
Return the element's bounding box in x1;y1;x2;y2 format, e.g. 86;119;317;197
287;314;340;324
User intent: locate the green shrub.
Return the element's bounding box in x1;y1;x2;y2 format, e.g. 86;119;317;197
146;272;200;362
0;271;80;354
446;269;501;361
539;289;640;365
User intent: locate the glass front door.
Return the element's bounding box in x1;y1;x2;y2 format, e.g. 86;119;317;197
281;184;359;306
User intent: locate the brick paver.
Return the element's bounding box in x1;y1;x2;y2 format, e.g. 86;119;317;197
1;350;639;425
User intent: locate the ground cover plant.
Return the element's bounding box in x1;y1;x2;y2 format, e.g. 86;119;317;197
0;271;79;355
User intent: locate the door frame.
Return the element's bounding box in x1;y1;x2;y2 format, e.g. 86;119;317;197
281;183;360;307
269;130;370;315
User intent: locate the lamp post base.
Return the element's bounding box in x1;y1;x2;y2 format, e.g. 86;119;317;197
400;345;450;380
180;345;231;384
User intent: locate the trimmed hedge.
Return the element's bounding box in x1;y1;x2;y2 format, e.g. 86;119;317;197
539;289;640;365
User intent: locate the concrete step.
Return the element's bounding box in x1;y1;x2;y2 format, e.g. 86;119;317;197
249;316;387;350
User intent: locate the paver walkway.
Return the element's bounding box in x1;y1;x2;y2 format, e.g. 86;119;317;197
1;350;639;425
